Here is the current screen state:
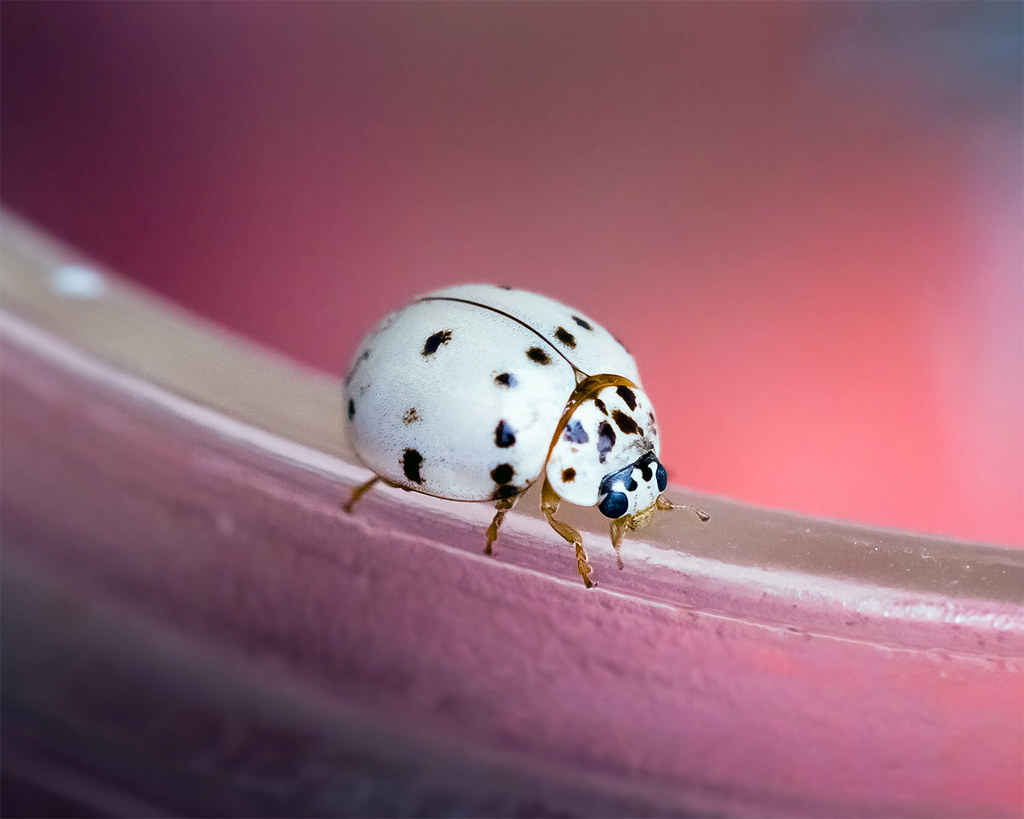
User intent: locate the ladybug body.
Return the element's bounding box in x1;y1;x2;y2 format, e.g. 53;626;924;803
343;284;705;586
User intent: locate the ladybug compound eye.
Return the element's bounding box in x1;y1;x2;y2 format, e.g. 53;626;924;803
599;491;629;519
656;462;668;493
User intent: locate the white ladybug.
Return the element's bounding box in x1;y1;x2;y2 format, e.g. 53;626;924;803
342;284;707;587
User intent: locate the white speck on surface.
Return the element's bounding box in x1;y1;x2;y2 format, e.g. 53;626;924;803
51;265;107;298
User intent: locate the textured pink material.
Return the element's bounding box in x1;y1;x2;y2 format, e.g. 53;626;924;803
2;219;1022;817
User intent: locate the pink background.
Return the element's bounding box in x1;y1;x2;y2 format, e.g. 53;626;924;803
2;2;1021;546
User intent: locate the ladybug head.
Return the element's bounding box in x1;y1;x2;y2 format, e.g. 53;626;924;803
596;451;667;520
600;451;709;553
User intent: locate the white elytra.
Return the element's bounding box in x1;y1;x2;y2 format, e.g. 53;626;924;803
343;284;704;587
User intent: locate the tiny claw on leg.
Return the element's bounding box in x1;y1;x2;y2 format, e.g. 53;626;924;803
486;494;519;556
656;495;710;522
343;476;381;514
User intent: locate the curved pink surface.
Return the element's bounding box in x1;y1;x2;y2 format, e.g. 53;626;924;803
2;218;1022;817
1;2;1021;547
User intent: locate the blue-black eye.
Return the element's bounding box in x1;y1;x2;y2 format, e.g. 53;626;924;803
656;462;668;492
599;491;629;519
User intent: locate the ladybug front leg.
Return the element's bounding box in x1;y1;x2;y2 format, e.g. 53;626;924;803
485;494;520;555
541;479;595;588
609;517;630;570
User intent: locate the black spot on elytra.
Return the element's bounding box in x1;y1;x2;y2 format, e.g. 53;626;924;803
562;467;576;483
563;420;589;444
491;485;519;500
402;449;424;484
494;420;516;448
491;463;515;485
597;421;616;463
626;474;639;491
403;408;420;424
494;372;518;388
554;327;577;348
422;330;453;356
526;346;552;365
347;399;355;420
612;409;641;436
572;315;593;331
616;385;637;411
594;398;608;415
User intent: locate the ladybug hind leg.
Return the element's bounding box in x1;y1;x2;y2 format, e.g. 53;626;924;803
343;475;410;514
343;475;382;513
541;479;595;588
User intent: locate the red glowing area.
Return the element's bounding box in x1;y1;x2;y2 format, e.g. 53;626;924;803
2;2;1020;545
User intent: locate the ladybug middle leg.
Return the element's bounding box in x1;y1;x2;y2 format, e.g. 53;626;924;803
485;493;520;555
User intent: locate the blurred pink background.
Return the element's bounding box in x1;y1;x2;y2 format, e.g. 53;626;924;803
2;2;1021;547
